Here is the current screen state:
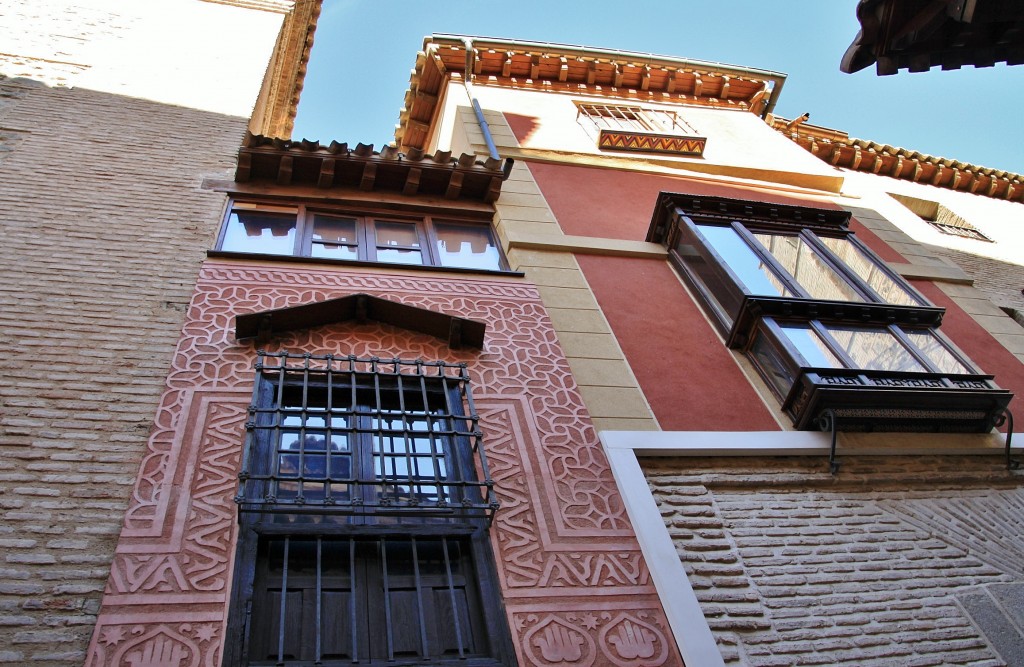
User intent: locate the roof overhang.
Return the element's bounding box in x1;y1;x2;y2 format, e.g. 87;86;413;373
768;116;1024;203
236;132;510;203
841;0;1024;75
397;34;788;152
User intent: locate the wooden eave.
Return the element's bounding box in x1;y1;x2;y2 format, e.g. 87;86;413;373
235;293;486;349
841;0;1024;75
769;116;1024;203
236;132;507;203
396;35;787;152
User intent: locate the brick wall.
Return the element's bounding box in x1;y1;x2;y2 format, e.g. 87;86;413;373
644;455;1024;666
0;77;246;664
934;245;1024;315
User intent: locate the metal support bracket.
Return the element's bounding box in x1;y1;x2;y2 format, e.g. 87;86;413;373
817;408;840;474
1001;408;1017;470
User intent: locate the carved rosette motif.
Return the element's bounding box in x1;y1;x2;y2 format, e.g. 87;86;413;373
86;261;679;666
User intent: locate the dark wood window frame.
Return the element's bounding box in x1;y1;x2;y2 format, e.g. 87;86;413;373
226;352;512;667
213;199;511;273
648;194;1012;434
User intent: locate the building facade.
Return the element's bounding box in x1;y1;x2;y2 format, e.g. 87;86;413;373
2;6;1024;667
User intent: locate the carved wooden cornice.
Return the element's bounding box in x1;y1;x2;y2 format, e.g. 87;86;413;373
248;0;319;138
396;35;788;152
768;115;1024;203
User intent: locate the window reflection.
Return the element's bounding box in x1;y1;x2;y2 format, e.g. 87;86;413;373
753;233;864;302
311;215;358;261
221;211;297;255
697;225;791;297
435;222;501;270
905;331;969;373
375;221;423;265
778;324;842;368
818;236;918;306
826;327;925;372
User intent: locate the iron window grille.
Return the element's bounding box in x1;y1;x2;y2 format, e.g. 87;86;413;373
576;103;707;157
216;200;508;271
236;351;499;523
926;220;993;242
244;534;501;666
649;194;1012;436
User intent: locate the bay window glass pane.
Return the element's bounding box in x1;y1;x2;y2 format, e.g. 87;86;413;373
311;215;359;260
753;233;864;302
818;236;919;306
826;326;926;372
221;211;297;255
435;222;501;270
697;225;792;297
905;331;970;373
778;324;842;368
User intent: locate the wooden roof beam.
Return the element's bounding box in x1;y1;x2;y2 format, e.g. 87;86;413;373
317;158;335;188
613;63;623;88
693;74;703;97
640;65;651;90
359;162;377;191
445;171;464;199
502;51;513;77
403;167;421;196
719;75;730;100
276;155;293;186
236;151;252;182
558;57;569;82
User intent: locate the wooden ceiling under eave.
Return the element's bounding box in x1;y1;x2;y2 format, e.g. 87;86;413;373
396;36;787;152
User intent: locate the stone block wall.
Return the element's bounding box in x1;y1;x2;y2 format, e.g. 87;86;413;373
644;455;1024;666
0;77;246;664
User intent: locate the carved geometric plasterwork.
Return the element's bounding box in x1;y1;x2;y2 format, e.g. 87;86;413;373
86;260;679;666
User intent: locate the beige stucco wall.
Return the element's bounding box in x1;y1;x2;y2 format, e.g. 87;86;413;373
0;0;288;117
436;80;841;190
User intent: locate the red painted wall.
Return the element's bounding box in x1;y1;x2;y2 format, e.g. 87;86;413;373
578;254;781;430
522;161;829;241
522;160;1021;426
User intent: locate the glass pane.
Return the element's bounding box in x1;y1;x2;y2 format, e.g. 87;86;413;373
818;236;919;306
435;223;502;270
220;211;296;255
697;225;791;296
826;326;926;372
313;215;357;244
311;242;359;261
375;221;420;247
753;233;864;302
778;324;842;368
905;331;970;373
748;329;800;399
376;247;424;264
311;215;359;260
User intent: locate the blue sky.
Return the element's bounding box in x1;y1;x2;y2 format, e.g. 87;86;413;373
293;1;1024;174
